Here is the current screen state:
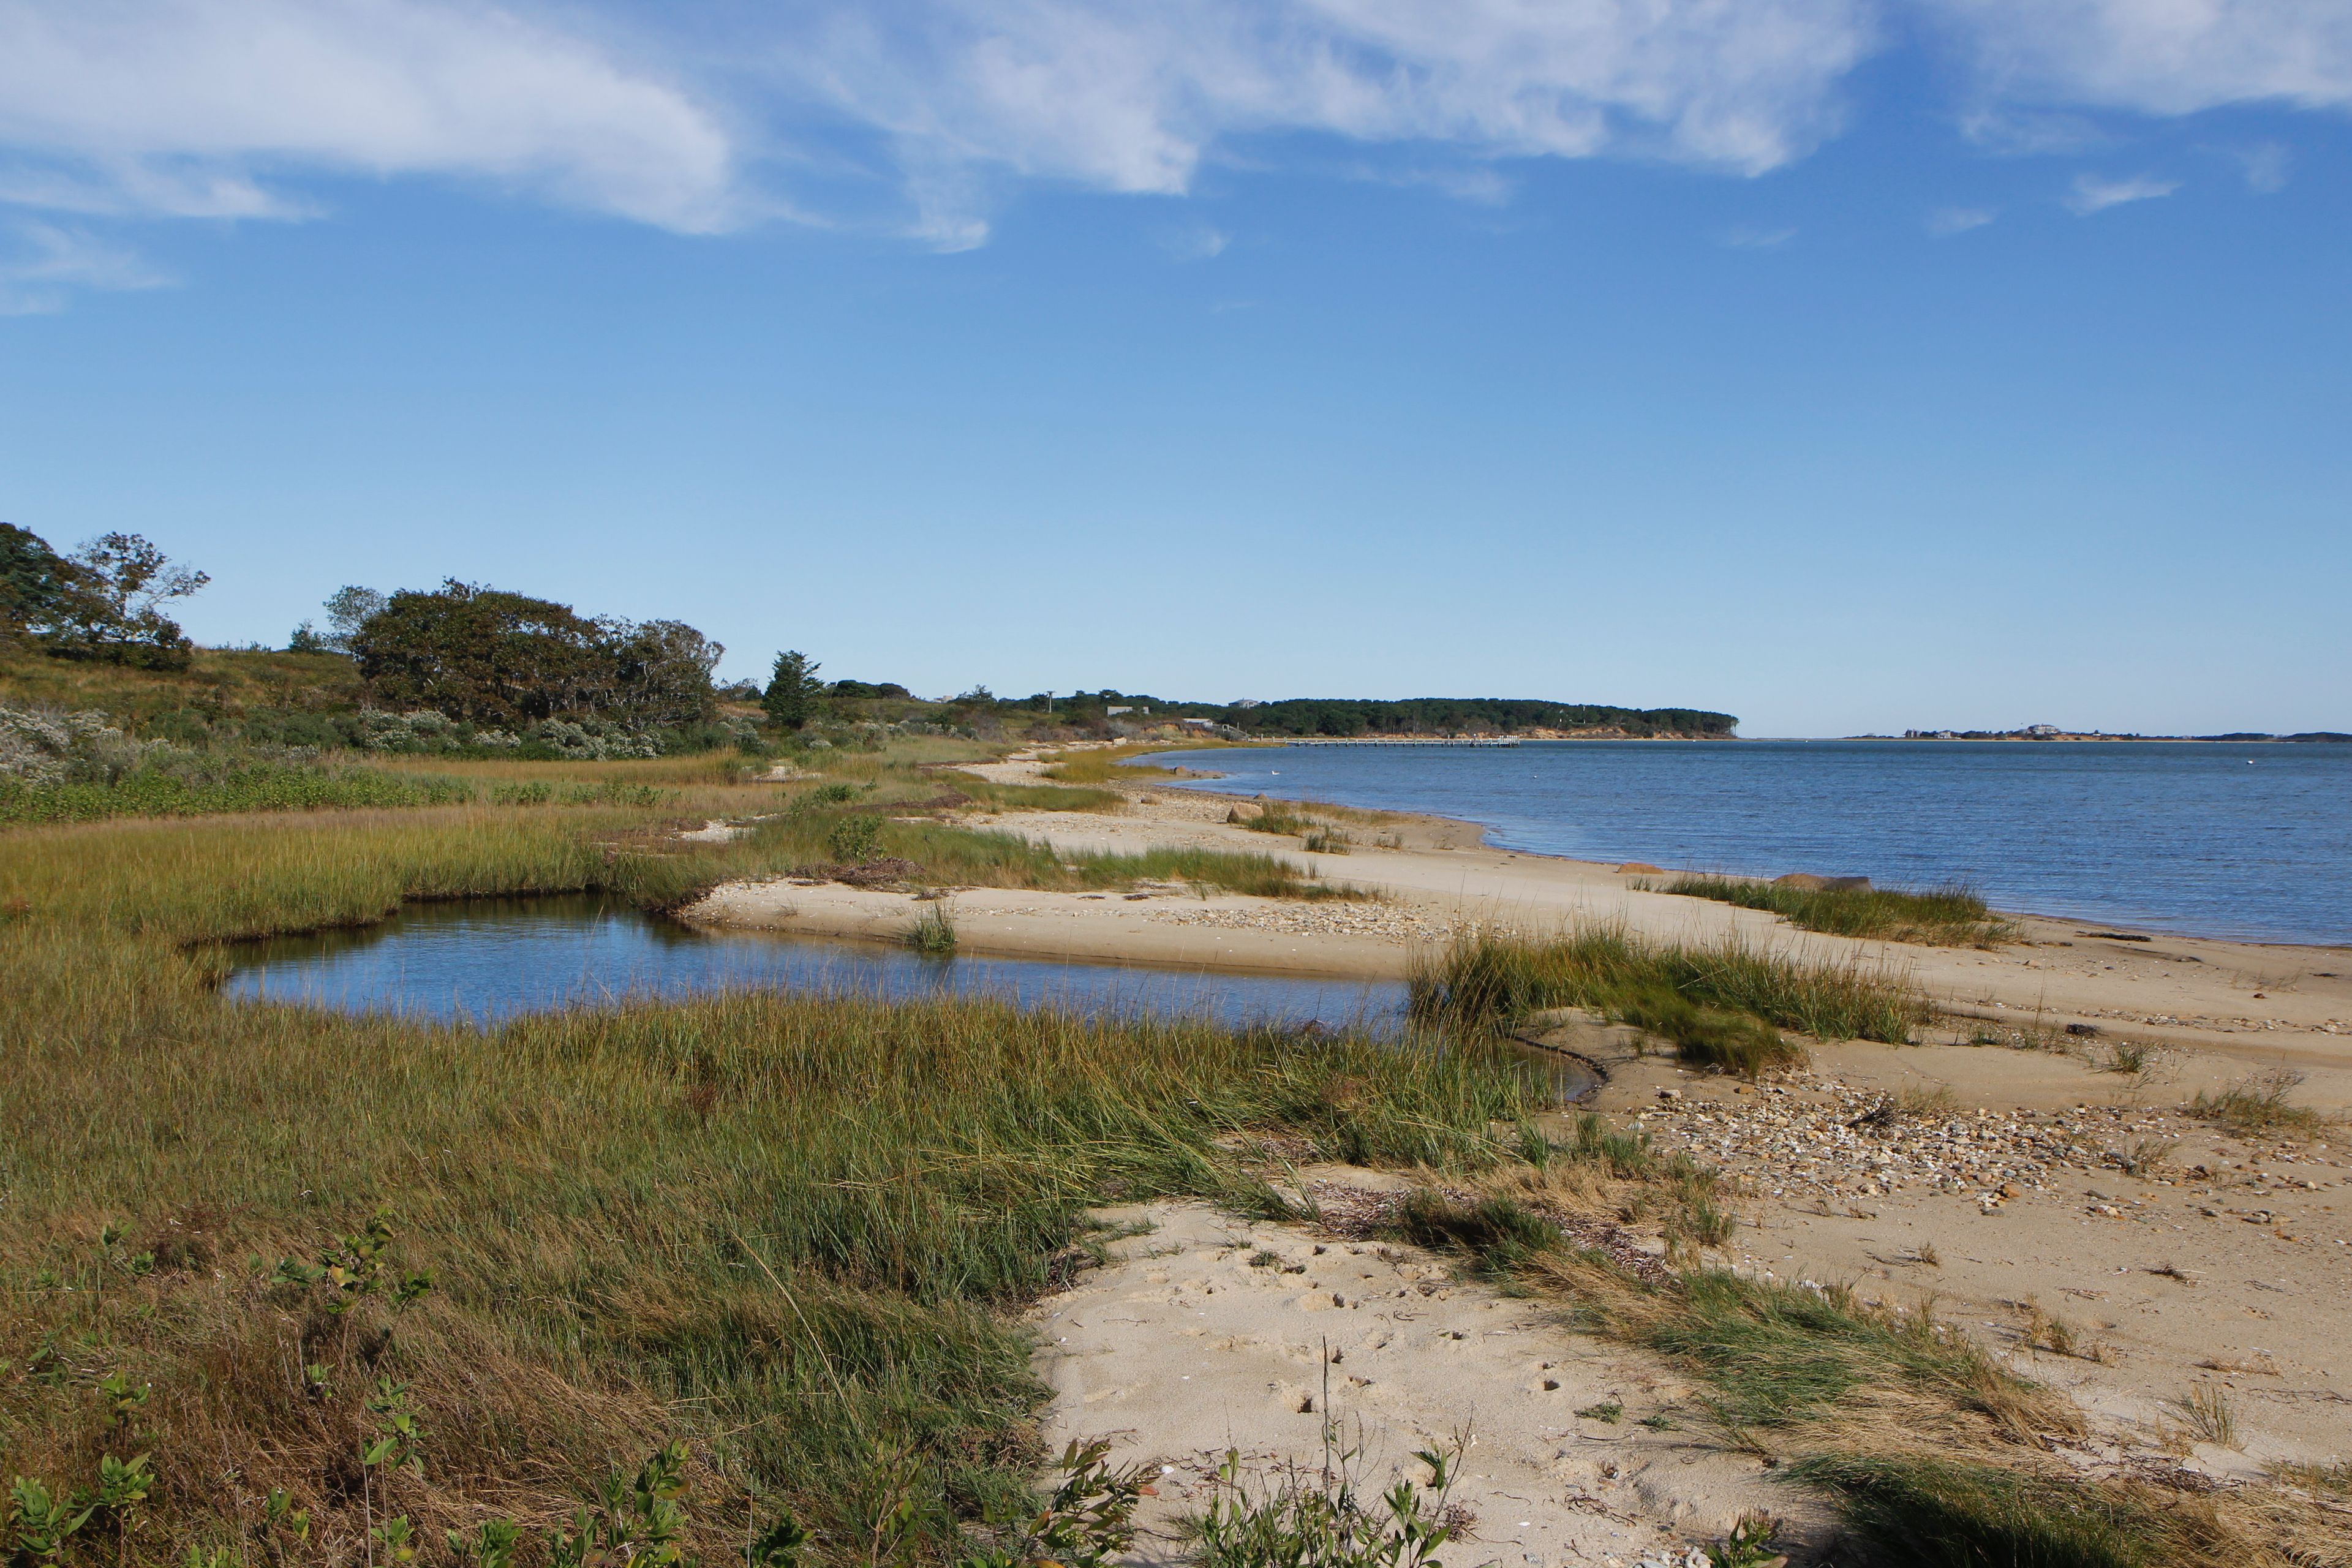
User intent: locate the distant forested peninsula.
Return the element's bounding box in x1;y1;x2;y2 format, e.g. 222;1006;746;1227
969;692;1738;739
1217;697;1736;738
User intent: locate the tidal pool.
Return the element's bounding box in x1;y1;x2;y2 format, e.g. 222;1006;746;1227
221;895;1411;1035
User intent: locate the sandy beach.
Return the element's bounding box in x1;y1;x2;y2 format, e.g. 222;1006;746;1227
679;752;2352;1558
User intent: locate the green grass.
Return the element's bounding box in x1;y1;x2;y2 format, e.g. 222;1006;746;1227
1035;745;1185;785
0;758;480;825
1408;925;1925;1072
0;786;1543;1564
938;772;1123;813
2188;1069;2334;1142
0;646;362;732
1655;874;2016;948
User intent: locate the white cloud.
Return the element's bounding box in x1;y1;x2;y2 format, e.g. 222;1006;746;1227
0;221;169;313
1927;0;2352;117
1927;203;1996;233
2065;170;2179;211
0;0;2345;282
759;0;1878;243
0;0;736;232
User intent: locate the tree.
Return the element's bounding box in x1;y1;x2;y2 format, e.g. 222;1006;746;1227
353;581;614;726
0;527;207;668
0;523;82;652
351;581;720;731
323;586;388;652
610;619;723;728
763;650;823;730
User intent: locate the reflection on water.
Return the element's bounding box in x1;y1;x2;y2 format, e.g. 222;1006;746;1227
221;895;1412;1036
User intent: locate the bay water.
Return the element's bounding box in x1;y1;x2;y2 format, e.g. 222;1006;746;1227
1153;740;2352;946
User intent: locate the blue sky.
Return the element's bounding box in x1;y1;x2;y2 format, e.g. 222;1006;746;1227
1;1;2346;737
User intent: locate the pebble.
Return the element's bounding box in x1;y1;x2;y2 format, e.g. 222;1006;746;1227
1635;1078;2193;1201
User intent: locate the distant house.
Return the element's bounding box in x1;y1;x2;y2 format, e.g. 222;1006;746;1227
1106;706;1133;716
2022;723;2062;738
1230;698;1261;709
1179;717;1218;729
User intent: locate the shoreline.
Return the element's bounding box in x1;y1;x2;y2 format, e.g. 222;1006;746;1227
1142;749;2351;952
682;754;2352;1079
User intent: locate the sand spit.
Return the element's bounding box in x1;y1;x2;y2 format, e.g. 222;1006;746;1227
682;761;2352;1072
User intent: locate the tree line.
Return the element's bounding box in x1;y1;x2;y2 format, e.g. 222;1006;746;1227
9;520;1740;742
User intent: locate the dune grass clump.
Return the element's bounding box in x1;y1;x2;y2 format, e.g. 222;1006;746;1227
1657;874;2015;948
2189;1069;2333;1142
1408;925;1925;1072
907;900;959;955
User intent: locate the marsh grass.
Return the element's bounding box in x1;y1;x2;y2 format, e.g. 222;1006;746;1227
1408;925;1924;1073
0;760;480;825
1036;746;1185;785
0;791;1544;1563
1234;806;1316;836
2189;1069;2333;1141
938;772;1122;814
740;809;1361;903
907;901;959;955
1657;875;2016;948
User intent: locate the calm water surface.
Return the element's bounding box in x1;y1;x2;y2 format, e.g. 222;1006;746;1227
222;896;1410;1033
1154;741;2352;946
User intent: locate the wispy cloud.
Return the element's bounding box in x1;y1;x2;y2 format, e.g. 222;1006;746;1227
0;221;170;314
1716;224;1796;248
1956;105;2110;156
1926;0;2352;116
2238;140;2292;192
0;0;2345;274
1926;205;1996;235
2065;172;2179;214
1159;224;1231;261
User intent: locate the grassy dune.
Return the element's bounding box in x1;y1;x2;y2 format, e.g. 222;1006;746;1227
0;771;1533;1564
